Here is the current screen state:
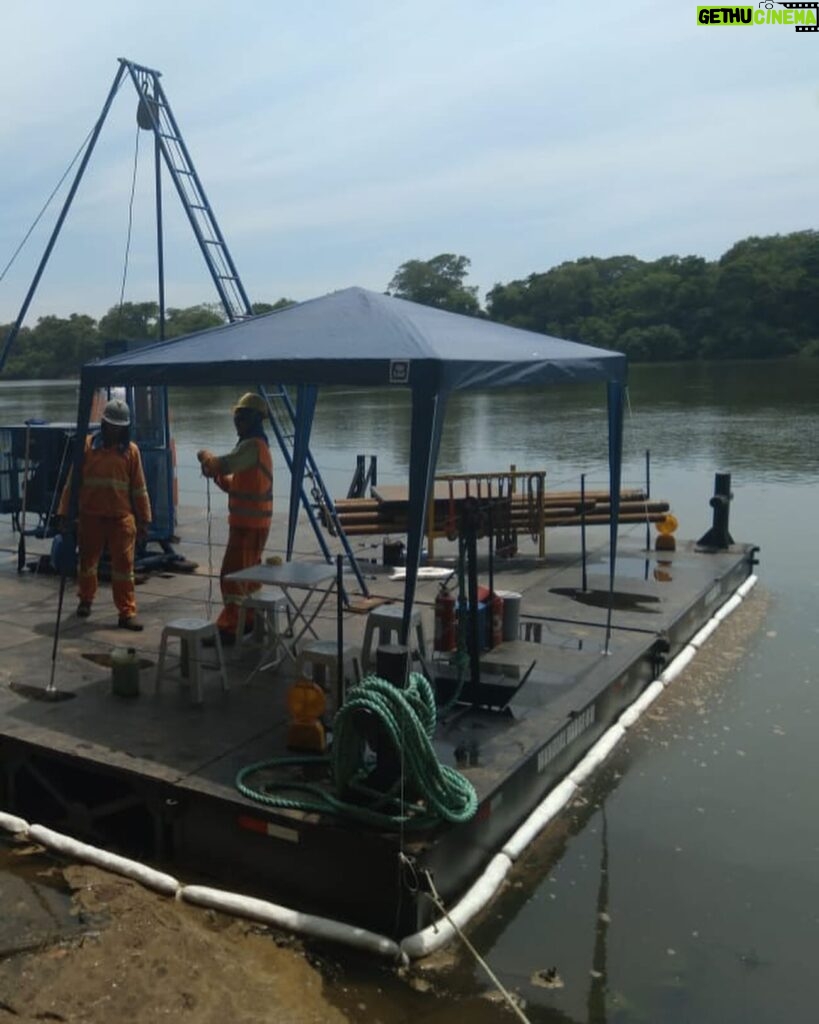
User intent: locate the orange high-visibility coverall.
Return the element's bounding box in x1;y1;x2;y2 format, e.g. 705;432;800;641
199;436;273;636
58;436;152;618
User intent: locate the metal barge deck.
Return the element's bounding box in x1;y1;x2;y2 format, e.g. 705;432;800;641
0;507;757;941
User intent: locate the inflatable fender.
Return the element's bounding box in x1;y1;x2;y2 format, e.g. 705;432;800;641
28;824;179;896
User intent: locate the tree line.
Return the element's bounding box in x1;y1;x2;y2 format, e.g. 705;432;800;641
2;230;816;378
0;299;292;379
389;230;819;361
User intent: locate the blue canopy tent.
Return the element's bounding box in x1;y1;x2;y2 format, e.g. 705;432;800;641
74;287;627;649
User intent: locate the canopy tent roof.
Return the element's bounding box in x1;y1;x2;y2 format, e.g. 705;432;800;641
81;286;626;391
76;286;627;647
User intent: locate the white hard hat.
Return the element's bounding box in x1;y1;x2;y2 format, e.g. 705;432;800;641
102;398;131;426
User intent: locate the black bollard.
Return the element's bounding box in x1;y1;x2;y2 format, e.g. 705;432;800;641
376;644;410;689
697;472;734;549
353;644;409;794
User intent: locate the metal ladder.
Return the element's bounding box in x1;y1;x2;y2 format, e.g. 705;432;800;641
123;61;251;323
122;60;369;599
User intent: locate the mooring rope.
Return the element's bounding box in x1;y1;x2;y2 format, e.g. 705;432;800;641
205;476;214;618
235;672;477;829
112;125;141;341
422;868;532;1024
0;112;107;284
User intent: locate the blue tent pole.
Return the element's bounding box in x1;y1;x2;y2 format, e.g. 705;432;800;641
580;473;588;593
604;380;625;654
402;386;449;646
285;384;318;560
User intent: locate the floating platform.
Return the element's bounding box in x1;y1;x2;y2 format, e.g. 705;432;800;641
0;507;758;946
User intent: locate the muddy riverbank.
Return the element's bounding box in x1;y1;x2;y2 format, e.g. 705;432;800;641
0;844;349;1024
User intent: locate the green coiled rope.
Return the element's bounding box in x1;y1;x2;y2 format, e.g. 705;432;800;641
235;672;477;830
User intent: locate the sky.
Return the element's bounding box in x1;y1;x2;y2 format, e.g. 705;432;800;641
0;0;816;325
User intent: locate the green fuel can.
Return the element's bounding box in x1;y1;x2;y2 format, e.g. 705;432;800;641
111;646;140;698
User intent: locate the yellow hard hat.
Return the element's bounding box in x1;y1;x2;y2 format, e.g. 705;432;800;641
233;393;267;416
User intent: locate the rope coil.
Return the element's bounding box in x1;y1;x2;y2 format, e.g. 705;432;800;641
235;672;477;829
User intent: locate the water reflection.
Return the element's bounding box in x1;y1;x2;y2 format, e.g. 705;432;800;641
463;764;630;1024
1;360;816;491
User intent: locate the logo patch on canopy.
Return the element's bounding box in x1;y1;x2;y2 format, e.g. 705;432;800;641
389;360;410;384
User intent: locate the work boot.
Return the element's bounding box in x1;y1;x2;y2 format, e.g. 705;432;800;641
76;601;92;618
118;615;144;632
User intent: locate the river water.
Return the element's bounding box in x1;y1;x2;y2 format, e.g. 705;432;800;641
1;359;817;1023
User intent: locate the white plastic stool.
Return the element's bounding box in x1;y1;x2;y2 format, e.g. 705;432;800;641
154;617;228;705
236;586;287;649
297;640;362;716
360;604;427;673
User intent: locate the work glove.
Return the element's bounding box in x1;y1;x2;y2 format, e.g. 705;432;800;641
136;521;149;545
197;449;217;478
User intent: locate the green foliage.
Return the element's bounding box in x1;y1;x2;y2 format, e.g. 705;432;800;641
1;324;34;378
98;302;160;344
2;315;101;378
252;298;295;314
164;304;225;338
387;253;480;316
486;231;819;361
1;299;278;378
710;232;816;358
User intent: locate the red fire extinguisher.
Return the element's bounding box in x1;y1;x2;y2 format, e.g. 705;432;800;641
488;590;503;649
434;583;456;652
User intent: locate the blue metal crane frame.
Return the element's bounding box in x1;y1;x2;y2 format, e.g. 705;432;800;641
0;58;368;597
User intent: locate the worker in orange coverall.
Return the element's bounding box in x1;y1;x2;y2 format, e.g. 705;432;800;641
196;392;273;646
57;398;152;631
